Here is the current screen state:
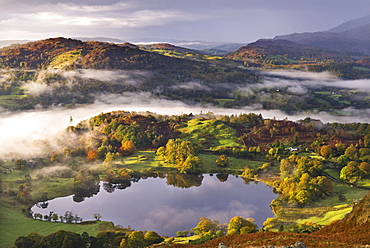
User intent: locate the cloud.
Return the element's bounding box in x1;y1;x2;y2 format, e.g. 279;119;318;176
286;85;308;95
23;81;54;96
0;73;11;84
114;10;192;28
61;2;129;13
0;1;203;40
21;69;151;96
63;69;151;85
170;81;211;91
3;0;370;42
262;70;370;92
263;70;335;80
205;200;257;224
31;165;77;179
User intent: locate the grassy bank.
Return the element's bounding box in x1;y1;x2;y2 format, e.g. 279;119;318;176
0;206;101;248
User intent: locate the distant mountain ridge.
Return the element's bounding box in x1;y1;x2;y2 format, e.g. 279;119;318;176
72;37;126;43
225;39;357;64
274;14;370;54
328;14;370;33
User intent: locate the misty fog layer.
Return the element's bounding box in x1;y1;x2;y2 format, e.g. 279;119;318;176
2;70;370;157
21;69;152;96
261;70;370;92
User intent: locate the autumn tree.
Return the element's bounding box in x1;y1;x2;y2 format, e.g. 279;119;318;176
14;236;34;248
227;216;257;235
364;133;370;148
73;169;99;193
359;162;370;177
14;159;28;170
50;153;62;163
216;154;229;167
337;155;349;168
86;149;99;161
280;158;295;178
17;183;32;203
262;218;280;231
242;167;257;179
120;140;136;155
103;168;131;184
178;155;203;174
158;139;198;164
320;145;332;158
340;161;362;183
176;231;189;237
104;152;121;165
277;155;331;205
344;144;359;161
93;213;102;221
359;148;370;162
335;143;347;153
191;217;225;235
126;231;145;248
97;146;109;159
143;231;164;246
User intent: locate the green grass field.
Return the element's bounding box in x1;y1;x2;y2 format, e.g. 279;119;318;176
297;205;352;226
0;206;102;247
122;150;176;172
179;118;241;148
199;153;265;173
171;235;202;244
122;151;265;175
353;66;370;71
0;94;26;108
214;98;234;106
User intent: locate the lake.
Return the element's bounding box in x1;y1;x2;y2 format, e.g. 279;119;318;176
31;174;277;236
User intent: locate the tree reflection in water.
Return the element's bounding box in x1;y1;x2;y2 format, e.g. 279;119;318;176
215;173;229;182
72;173;257;202
101;173;205;194
73;183;100;202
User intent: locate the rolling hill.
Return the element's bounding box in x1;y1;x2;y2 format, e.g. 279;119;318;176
225;39;357;65
0;37;258;110
0;37;201;70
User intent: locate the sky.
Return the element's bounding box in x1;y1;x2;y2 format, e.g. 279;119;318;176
1;0;370;44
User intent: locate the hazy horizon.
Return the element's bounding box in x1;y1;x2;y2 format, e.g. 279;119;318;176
1;0;370;43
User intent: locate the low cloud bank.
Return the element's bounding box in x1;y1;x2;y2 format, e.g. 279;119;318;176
62;69;150;86
21;69;152;96
261;69;370;92
263;70;335;80
2;91;370;158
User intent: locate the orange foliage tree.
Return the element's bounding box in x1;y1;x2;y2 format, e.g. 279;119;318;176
86;149;99;161
119;140;136;155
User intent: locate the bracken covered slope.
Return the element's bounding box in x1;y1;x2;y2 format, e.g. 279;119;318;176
0;37;202;70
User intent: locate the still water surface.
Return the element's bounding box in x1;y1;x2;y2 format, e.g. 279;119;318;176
31;174;276;236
